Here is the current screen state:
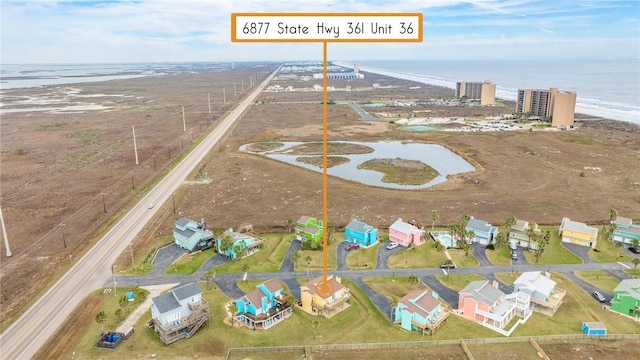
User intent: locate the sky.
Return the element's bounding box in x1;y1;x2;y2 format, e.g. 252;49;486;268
1;0;639;63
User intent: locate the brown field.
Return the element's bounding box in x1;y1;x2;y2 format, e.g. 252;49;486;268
2;65;639;336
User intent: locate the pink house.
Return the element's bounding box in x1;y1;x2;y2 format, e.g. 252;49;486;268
458;280;530;330
389;218;426;247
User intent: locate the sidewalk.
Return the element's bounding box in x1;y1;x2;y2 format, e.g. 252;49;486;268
116;283;179;334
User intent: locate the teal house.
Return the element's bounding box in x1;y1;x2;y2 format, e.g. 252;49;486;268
216;229;264;260
394;289;449;334
610;279;640;318
611;216;640;245
295;216;323;244
345;218;379;247
233;279;293;330
173;218;214;252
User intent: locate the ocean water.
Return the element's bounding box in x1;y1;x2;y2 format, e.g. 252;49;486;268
336;59;640;125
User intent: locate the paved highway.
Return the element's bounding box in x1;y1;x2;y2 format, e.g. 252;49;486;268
0;69;278;360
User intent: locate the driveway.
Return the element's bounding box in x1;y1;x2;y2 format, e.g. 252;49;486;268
195;253;230;275
563;243;597;263
346;101;376;121
214;275;246;300
150;244;185;275
279;239;301;272
420;275;460;309
281;277;302;301
471;243;491;266
622;245;640;258
484;273;513;294
350;277;392;320
512;246;530;265
336;242;349;270
607;269;630;281
376;243;404;269
562;271;612;304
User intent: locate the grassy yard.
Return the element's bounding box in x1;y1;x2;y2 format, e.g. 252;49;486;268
624;268;640;277
165;247;216;274
590;232;632;262
346;243;379;270
362;276;429;300
523;226;582;265
123;237;174;275
435;274;485;292
506;272;640;336
294;232;342;272
388;240;442;269
485;244;512;266
448;249;479;268
215;233;294;274
574;271;621;293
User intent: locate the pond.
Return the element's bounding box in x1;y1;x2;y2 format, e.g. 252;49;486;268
239;141;475;190
401;125;439;132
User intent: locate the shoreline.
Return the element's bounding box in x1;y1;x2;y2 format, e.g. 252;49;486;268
333;60;639;126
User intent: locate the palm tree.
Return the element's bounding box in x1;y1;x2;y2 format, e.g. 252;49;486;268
631;239;640;250
312;320;321;340
233;243;244;260
460;214;471;229
229;302;238;327
390;295;399;321
291;251;301;270
614;239;624;257
500;216;516;248
632;258;640;270
241;264;250;283
431;210;439;232
463;230;474;256
434;240;445;263
119;295;129;315
95;310;107;335
610;208;618;222
304;255;313;279
114;308;123;322
286;218;294;233
408;275;419;289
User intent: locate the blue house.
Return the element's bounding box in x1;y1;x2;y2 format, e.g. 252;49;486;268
582;322;607;336
234;279;293;330
216;229;264;260
394;289;449;335
466;217;499;245
611;216;640;245
345;218;379;247
173;218;214;252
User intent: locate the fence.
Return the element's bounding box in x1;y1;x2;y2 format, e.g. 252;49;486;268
225;334;640;360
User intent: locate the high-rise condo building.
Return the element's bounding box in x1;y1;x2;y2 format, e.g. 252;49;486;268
455;81;496;106
517;88;577;127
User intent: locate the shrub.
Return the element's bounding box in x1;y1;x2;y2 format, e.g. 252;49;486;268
486;244;495;250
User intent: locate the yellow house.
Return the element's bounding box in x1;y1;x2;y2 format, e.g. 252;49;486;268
559;217;598;248
300;275;350;318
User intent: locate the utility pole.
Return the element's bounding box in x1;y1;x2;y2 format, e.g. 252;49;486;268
208;93;211;114
60;223;66;249
131;172;135;189
234;82;237;97
172;193;176;214
0;206;12;257
111;265;117;296
129;243;135;269
182;105;186;132
241;79;244;90
132;125;139;165
223;87;226;104
152;156;156;171
101;193;107;213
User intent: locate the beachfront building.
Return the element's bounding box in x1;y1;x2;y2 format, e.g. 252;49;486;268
394;289;450;334
559;217;598;248
610;279;640;318
150;283;209;344
216;228;264;260
173;217;215;252
513;271;566;315
508;219;541;250
455;81;496;106
465;217;498;245
389;218;426;247
300;275;351;318
516;88;577;127
344;218;379;247
610;216;640;246
295;216;324;245
233;279;293;330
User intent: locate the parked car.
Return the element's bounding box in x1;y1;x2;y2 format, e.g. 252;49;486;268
628;246;640;254
147;203;155;209
386;242;399;250
345;243;360;251
592;291;606;304
440;262;456;269
511;251;518;260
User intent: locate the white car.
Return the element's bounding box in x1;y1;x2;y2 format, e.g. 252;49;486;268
148;203;155;209
386;242;399;250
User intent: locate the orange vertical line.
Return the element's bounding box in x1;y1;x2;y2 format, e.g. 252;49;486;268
322;41;328;284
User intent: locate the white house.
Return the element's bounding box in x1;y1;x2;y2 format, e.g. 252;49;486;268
150;283;208;344
513;271;565;315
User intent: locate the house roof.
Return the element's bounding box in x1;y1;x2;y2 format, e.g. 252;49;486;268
263;279;283;294
613;216;632;227
613;279;640;300
346;218;376;234
514;271;556;297
172;283;202;301
512;219;528;231
583;322;606;330
174;227;196;239
466;218;496;234
176;217;191;227
390;218;421;234
245;288;266;309
152;292;181;314
302;275;345;298
460;280;504;306
297;215;313;224
560;218;598;235
399;290;441;318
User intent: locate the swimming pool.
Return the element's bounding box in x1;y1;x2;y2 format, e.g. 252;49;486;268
431;231;455;248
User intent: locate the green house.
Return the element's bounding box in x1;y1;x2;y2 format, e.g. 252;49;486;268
610;279;640;318
295;216;323;244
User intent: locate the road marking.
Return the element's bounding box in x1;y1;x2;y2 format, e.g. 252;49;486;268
618;262;631;269
441;269;448;275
